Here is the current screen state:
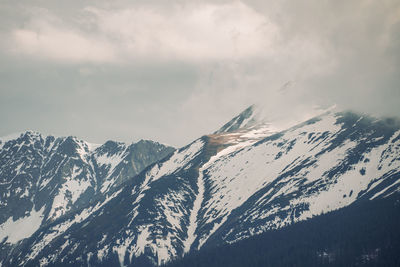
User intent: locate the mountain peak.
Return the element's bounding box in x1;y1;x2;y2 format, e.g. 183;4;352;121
215;104;340;135
214;105;262;134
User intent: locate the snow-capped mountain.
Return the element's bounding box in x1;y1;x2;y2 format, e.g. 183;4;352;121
0;132;174;246
1;106;400;267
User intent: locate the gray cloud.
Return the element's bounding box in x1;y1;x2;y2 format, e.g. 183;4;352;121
0;0;399;146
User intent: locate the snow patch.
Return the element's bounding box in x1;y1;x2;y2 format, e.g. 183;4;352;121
145;139;204;183
184;166;205;253
0;206;45;244
49;165;91;220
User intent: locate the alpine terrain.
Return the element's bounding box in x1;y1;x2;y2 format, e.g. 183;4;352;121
1;105;400;266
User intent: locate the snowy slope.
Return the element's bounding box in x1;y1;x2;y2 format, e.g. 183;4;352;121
196;112;400;248
0;132;174;247
3;138;206;266
1;107;400;267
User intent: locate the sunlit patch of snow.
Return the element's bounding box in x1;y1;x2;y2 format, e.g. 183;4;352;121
134;226;151;257
86;142;101;152
48;165;91;220
114;235;134;267
144;139;204;184
370;178;400;200
0;206;45;244
97;244;110;261
24;188;123;264
184;165;205;253
95;145;128;193
95;148;127;174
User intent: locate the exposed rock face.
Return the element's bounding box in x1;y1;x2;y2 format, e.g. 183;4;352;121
0;132;174;245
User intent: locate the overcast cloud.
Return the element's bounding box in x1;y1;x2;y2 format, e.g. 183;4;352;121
0;0;399;146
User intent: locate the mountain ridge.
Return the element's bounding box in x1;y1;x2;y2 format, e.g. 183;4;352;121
0;132;175;246
1;106;400;266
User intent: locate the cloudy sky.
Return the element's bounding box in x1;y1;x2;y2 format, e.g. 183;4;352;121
1;0;399;147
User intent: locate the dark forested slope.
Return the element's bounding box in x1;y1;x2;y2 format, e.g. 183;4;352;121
166;193;400;267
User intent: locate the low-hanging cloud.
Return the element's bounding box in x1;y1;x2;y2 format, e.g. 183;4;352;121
10;2;278;63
